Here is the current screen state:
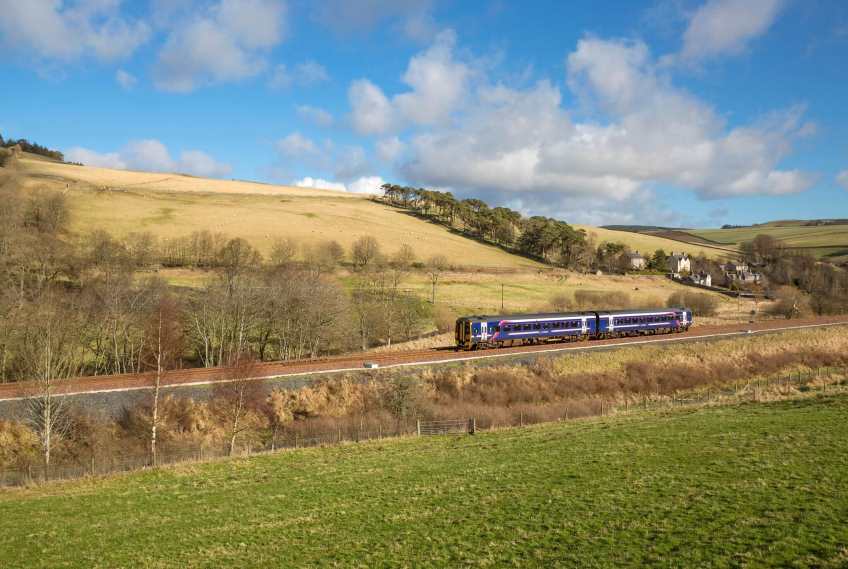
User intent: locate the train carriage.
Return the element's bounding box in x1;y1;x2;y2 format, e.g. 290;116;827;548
456;311;597;350
596;308;692;337
456;307;692;350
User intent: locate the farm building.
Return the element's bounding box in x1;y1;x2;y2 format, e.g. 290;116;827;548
668;252;691;275
626;251;647;270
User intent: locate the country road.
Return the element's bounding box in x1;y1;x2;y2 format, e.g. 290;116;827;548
2;316;847;402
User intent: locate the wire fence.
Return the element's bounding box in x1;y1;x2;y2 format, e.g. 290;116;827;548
1;366;845;488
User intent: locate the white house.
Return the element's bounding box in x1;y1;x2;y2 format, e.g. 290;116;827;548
626;251;647;270
668;252;691;274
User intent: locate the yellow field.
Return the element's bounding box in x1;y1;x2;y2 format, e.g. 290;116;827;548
12;156;728;266
14;157;538;268
400;269;761;325
574;225;732;259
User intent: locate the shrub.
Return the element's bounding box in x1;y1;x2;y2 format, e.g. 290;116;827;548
667;291;718;316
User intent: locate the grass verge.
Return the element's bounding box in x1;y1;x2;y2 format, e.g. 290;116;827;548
2;394;847;568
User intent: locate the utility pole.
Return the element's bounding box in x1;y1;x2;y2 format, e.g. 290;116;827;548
501;283;504;311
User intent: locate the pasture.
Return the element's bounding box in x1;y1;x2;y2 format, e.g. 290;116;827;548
397;270;753;324
689;225;848;259
574;224;734;259
1;395;847;567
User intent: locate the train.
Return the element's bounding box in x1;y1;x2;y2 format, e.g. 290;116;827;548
455;307;693;350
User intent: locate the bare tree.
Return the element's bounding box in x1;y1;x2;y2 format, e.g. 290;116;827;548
20;293;82;479
426;254;449;304
392;244;416;268
269;237;299;267
141;290;184;466
351;235;380;270
213;355;266;456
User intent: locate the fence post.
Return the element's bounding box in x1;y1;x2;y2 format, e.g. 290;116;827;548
468;418;476;435
417;420;421;436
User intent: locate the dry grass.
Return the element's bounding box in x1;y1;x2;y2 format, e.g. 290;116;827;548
575;224;733;259
401;269;754;324
15;157;542;268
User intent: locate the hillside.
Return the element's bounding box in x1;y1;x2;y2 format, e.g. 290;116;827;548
1;395;846;567
12;156;537;268
690;225;848;259
574;224;734;258
11;156;727;265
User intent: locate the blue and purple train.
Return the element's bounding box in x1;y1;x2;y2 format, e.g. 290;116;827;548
455;307;693;350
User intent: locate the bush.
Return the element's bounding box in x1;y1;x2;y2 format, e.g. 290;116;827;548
667;291;718;316
573;290;631;310
433;305;457;334
549;293;571;312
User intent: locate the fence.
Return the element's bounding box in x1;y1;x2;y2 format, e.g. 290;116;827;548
417;418;476;436
1;366;845;488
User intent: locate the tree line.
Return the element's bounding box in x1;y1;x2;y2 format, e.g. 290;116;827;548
0;132;65;162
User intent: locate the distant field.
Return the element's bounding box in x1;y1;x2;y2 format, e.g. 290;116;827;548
690;226;848;259
396;270;749;323
574;225;733;259
2;395;847;567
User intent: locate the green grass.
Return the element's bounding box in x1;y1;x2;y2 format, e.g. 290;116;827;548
2;395;848;567
690;226;848;258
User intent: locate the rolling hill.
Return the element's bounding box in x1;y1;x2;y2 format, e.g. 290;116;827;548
689;225;848;259
10;155;727;265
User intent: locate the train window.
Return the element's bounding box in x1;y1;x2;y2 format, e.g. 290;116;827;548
534;323;541;330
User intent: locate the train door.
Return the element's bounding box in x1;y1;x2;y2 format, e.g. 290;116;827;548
480;321;489;341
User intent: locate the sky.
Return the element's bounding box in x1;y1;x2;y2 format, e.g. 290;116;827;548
0;0;846;228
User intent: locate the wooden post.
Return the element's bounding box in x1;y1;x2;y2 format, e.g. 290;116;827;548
468;418;476;435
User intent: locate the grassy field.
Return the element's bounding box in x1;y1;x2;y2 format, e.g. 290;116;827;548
689;225;848;259
13;156;726;264
2;395;847;567
397;269;752;323
575;224;735;259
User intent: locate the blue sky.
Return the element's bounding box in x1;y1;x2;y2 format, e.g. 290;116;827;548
1;0;846;227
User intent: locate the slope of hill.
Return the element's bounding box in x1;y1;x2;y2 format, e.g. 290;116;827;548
12;156;539;268
1;395;846;567
574;225;734;258
10;156;730;264
690;225;848;259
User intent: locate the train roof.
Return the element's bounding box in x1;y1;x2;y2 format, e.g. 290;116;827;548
457;307;689;322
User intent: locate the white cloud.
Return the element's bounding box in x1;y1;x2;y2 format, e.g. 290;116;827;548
292;175;385;195
347;175;386;194
296;105;334;127
276;132;321;157
292;176;347;192
394;30;470;126
348;79;396;135
348;30;469;134
0;0;150;62
311;0;435;41
269;60;330;90
115;69;137;90
376;136;405;162
333;146;370;180
178;149;233;178
838;170;848;191
65;147;127;169
679;0;784;62
394;35;815;224
65;140;232;178
154;0;286;92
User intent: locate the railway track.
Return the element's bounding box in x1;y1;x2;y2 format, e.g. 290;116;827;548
2;315;848;401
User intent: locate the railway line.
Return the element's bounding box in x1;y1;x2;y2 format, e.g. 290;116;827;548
2;315;847;402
